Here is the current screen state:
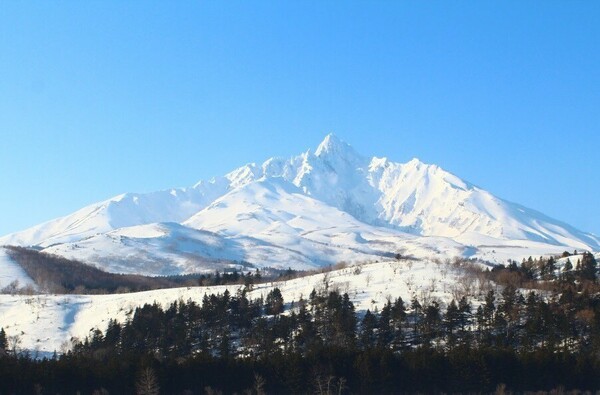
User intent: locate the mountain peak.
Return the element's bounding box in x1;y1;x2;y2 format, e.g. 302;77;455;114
405;157;426;167
2;133;599;276
315;133;358;158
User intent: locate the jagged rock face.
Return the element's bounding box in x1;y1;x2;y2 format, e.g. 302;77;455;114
1;134;598;275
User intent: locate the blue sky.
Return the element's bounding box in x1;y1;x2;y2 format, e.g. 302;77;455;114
1;2;599;236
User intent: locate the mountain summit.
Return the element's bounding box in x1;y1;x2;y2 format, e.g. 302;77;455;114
315;132;361;159
1;135;598;275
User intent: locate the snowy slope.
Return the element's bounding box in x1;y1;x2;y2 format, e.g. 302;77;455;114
1;134;598;277
0;247;36;289
368;157;600;249
0;259;483;353
0;185;227;248
5;253;600;354
42;178;476;274
184;177;405;264
41;223;253;275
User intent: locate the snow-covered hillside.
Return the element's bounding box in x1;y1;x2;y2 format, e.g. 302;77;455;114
1;134;598;276
0;249;36;290
0;259;484;353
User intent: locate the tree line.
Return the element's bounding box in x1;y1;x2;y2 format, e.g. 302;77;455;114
4;246;278;294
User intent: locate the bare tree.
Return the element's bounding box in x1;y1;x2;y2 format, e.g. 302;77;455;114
314;375;334;395
314;374;346;395
204;387;222;395
337;377;347;395
253;373;266;395
1;280;20;295
8;334;21;357
457;273;475;297
429;278;437;293
322;273;331;292
405;275;415;291
136;367;160;395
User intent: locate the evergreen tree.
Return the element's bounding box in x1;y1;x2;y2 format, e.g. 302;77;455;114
499;286;521;345
580;252;597;281
545;256;556;279
294;299;318;353
378;300;393;348
339;293;357;349
483;290;496;329
359;310;377;349
564;258;573;272
522;256;535;279
523;291;541;350
0;328;7;354
475;305;485;344
219;332;231;359
390;297;407;349
457;296;472;343
444;300;460;347
562;258;574;283
265;287;284;315
410;296;422;344
104;319;121;348
537;256;547;277
423;301;441;343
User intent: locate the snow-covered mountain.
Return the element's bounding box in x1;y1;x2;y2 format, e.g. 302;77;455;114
1;134;598;275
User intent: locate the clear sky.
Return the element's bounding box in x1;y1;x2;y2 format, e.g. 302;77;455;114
1;2;599;236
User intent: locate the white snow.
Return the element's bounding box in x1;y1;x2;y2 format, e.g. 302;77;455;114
0;133;597;278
